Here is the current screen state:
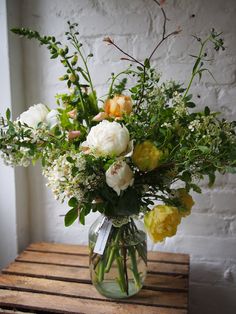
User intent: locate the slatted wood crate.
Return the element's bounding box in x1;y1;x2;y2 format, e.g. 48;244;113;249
0;242;189;313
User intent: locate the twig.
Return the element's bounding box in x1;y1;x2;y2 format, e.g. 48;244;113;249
103;37;144;67
149;0;181;61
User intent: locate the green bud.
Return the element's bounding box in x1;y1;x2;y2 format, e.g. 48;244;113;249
59;49;65;56
59;74;69;81
71;55;78;66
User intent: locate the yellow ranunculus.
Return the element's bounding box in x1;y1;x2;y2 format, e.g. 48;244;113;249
144;205;181;243
176;188;195;217
132;141;163;172
104;94;132;118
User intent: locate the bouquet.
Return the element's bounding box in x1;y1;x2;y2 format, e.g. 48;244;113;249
0;1;235;298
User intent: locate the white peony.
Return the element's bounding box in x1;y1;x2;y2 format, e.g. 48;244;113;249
46;109;59;129
106;160;134;195
18;104;49;128
84;120;130;156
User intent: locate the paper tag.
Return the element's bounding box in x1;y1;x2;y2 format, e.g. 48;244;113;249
93;218;112;255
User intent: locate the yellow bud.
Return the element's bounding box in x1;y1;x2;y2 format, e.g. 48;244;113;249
144;205;181;243
132;141;163;172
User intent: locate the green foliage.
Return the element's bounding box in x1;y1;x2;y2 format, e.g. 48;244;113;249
64;207;78;226
0;23;234;223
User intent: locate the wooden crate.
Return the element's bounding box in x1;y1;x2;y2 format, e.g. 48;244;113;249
0;242;189;313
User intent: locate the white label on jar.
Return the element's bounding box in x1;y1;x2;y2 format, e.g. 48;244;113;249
93;218;112;255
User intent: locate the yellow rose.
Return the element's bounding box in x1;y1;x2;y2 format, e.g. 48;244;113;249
144;205;181;243
176;188;194;217
132;141;163;172
104;94;132;118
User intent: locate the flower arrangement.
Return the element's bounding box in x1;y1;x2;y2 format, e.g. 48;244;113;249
0;0;236;298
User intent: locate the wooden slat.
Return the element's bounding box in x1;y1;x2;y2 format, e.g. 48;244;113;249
2;262;90;282
0;243;189;313
0;309;35;314
27;242;189;264
0;289;187;314
16;251;188;276
0;274;187;309
3;261;188;291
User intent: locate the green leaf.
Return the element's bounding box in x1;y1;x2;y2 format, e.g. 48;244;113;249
208;173;216;187
190;184;202;193
192;57;201;74
204;106;210;116
116;188;140;216
6;108;11;120
198;146;210;153
64;208;78;227
181;171;192;183
186;102;196;108
225;166;236;173
68;197;78;208
144;58;150;68
184;94;193;102
66;156;74;163
79;208;85;225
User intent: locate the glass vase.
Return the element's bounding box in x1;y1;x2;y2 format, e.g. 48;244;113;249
89;215;147;299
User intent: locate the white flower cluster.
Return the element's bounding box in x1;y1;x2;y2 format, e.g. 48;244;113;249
172;92;187;116
188;119;201;132
0;120;51;167
42;151;100;203
1;147;32;167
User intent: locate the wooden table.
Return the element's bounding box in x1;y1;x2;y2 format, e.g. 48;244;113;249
0;242;189;314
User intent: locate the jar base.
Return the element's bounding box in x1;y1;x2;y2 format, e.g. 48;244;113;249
94;280;143;299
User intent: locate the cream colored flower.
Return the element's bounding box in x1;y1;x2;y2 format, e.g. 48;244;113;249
83;120;130;156
105;160;134;195
18;103;49;128
46;109;59;129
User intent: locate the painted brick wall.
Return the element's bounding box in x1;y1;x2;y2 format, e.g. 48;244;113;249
19;0;236;313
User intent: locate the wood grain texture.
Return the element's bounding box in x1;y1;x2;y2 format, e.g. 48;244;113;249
0;274;187;308
15;251;189;275
0;243;190;313
27;242;189;264
0;289;187;314
3;261;188;290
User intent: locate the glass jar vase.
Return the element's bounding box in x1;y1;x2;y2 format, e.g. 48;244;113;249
89;215;147;299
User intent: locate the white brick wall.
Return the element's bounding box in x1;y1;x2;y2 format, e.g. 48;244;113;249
18;0;236;313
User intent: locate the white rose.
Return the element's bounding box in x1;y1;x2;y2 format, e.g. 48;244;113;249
106;160;134;195
18;103;49;128
46;109;59;129
85;120;130;156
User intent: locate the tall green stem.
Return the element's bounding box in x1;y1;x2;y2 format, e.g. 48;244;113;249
183;36;211;98
71;35;98;112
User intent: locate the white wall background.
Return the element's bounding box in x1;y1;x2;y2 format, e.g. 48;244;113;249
1;0;236;313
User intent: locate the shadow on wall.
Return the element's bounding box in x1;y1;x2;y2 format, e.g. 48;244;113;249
190;263;236;314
